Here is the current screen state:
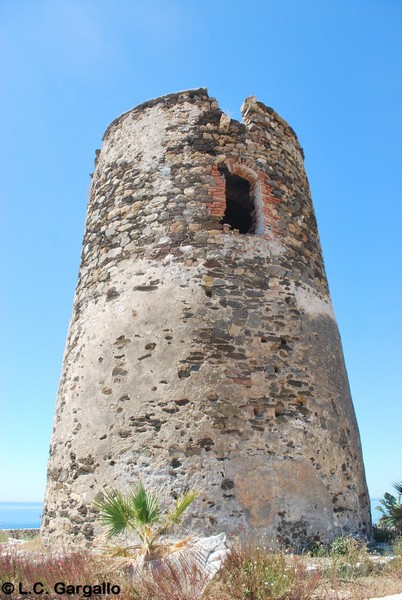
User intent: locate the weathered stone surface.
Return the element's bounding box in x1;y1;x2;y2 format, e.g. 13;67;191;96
41;88;371;549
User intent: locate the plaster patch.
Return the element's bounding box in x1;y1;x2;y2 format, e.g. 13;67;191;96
292;282;335;319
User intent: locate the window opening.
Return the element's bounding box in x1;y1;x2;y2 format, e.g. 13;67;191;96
219;166;255;234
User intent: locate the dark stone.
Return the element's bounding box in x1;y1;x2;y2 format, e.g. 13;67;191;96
175;398;190;406
221;478;235;490
197;437;214;450
112;366;128;376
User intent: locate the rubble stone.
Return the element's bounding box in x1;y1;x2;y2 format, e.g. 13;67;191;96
41;88;371;549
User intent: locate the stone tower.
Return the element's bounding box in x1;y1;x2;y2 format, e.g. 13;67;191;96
42;89;371;548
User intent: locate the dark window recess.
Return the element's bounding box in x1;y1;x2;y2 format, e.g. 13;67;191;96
219;167;256;234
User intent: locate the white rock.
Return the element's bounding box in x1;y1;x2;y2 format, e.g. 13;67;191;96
128;533;228;598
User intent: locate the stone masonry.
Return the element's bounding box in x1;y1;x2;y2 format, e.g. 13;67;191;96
41;89;371;548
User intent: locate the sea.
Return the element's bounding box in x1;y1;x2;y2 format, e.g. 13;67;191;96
0;502;43;530
0;500;381;530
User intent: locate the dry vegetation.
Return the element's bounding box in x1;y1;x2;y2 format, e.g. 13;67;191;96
1;535;402;599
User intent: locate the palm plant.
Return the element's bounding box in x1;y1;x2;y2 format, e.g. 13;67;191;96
94;482;198;559
376;481;402;532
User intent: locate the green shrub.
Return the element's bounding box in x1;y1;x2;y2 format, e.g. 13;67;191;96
304;536;330;557
205;543;319;600
326;536;372;581
376;482;402;532
373;525;394;543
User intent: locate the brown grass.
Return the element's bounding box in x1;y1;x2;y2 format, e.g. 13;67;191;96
0;537;401;600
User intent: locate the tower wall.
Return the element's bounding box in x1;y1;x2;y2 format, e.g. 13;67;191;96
42;89;371;547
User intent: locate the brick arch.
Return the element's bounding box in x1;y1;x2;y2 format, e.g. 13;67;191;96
208;158;282;243
227;159;259;183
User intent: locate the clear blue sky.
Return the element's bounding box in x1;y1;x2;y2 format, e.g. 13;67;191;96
1;0;401;503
